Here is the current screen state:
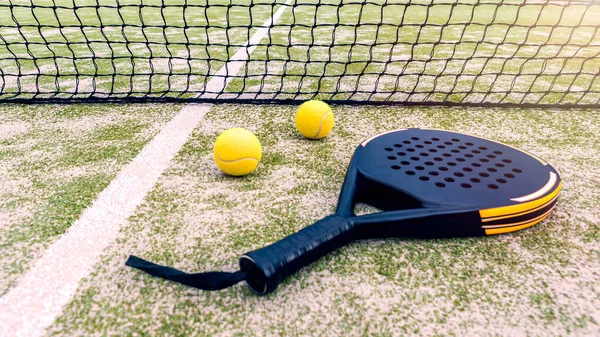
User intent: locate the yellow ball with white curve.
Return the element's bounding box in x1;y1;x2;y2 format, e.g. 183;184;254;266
213;128;262;176
294;100;334;139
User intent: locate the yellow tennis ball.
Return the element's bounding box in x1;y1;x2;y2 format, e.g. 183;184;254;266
213;128;262;176
294;100;334;139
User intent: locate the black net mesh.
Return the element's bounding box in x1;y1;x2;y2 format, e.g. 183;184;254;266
1;0;599;106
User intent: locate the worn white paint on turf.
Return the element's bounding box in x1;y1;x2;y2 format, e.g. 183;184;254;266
0;1;292;336
0;105;210;337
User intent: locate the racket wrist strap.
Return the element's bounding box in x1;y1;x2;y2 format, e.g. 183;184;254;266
125;255;247;291
126;214;353;295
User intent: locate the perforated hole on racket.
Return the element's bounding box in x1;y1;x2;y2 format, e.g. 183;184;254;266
127;128;561;295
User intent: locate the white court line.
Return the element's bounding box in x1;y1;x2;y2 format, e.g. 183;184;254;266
199;1;292;99
0;1;291;336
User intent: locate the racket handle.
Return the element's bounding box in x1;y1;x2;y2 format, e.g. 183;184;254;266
240;214;353;295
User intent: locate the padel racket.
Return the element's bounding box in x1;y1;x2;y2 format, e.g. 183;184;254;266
127;128;561;295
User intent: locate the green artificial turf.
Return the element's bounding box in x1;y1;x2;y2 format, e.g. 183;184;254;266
40;104;600;337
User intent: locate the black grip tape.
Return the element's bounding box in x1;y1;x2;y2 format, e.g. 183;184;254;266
240;214;353;295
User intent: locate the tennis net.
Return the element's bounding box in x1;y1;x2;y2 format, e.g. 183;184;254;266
1;0;599;106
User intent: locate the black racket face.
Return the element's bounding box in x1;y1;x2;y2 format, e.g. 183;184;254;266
350;128;561;235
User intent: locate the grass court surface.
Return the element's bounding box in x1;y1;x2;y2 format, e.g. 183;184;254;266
1;104;599;336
